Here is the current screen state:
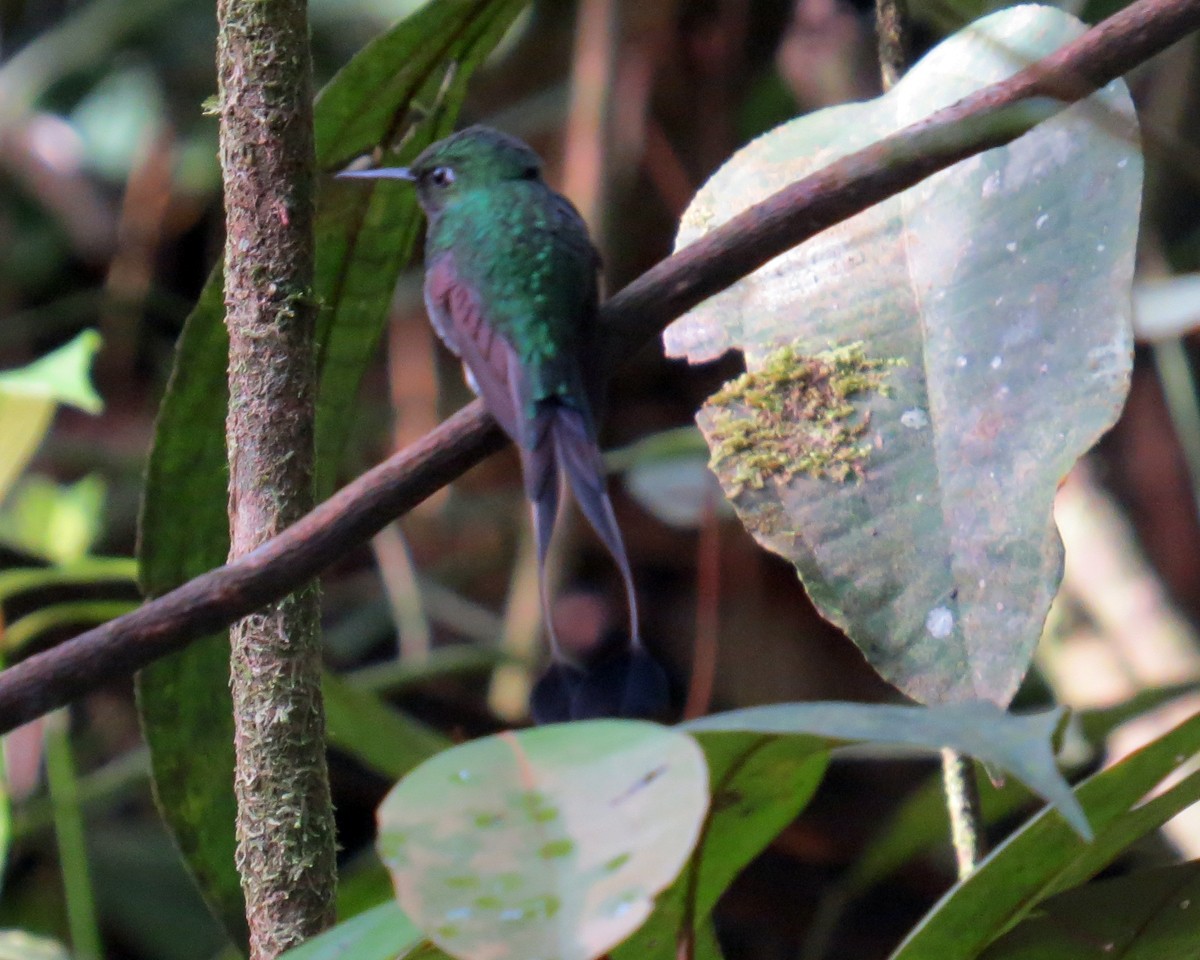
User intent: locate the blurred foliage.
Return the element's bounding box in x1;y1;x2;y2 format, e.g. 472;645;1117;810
3;0;1200;959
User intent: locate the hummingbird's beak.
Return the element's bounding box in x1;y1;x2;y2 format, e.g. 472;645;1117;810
335;167;416;181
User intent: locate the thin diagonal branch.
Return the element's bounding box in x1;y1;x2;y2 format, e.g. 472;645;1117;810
0;0;1195;735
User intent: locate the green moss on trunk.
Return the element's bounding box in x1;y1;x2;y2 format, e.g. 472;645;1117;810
217;0;335;956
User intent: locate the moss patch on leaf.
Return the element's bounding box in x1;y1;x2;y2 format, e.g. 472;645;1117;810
705;342;898;495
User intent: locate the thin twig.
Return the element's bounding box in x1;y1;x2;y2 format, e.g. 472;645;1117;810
683;492;721;720
0;0;1195;735
875;0;909;90
941;748;986;878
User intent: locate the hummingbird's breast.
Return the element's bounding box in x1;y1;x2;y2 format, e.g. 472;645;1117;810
430;182;601;410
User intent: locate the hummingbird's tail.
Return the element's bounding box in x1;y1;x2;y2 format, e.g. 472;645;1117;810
520;404;640;656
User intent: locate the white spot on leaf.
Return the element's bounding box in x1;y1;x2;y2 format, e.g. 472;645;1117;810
926;607;955;638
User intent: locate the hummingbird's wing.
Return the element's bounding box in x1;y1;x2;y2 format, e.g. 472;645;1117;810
424;250;568;649
424;252;524;441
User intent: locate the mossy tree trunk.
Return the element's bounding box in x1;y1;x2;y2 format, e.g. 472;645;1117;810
216;0;336;956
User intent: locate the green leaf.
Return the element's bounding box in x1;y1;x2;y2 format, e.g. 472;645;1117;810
978;862;1200;960
685;733;829;915
135;634;245;942
0;331;103;413
890;710;1200;960
135;0;529;937
613;734;829;960
276;902;422;960
4;600;139;654
607;427;730;530
377;721;710;960
0;331;103;504
0;475;107;564
323;672;447;780
684;701;1088;838
0;557;138;603
620;700;1083;960
664;6;1141;705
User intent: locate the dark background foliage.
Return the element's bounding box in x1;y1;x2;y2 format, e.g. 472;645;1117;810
1;0;1199;958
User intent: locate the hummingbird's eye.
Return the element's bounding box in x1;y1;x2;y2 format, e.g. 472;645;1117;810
428;166;455;187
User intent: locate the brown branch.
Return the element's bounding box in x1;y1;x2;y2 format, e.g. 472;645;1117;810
0;0;1195;735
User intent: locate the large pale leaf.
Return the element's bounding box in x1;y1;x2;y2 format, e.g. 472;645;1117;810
890;710;1200;960
663;5;1141;704
136;0;529;935
377;721;709;960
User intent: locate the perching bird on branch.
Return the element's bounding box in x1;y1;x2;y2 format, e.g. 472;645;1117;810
340;126;667;721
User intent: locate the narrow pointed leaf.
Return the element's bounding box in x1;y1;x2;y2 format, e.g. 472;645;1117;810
664;6;1141;704
979;862;1200;960
624;699;1078;960
890;710;1200;960
685;701;1086;838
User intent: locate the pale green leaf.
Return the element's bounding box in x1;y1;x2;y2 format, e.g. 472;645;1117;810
377;721;709;960
276;902;422;960
664;6;1141;705
0;331;103;504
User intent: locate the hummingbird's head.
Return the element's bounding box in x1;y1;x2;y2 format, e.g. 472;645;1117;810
407;125;543;214
338;126;544;217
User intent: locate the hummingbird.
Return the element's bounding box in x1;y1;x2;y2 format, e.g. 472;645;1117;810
339;126;646;679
